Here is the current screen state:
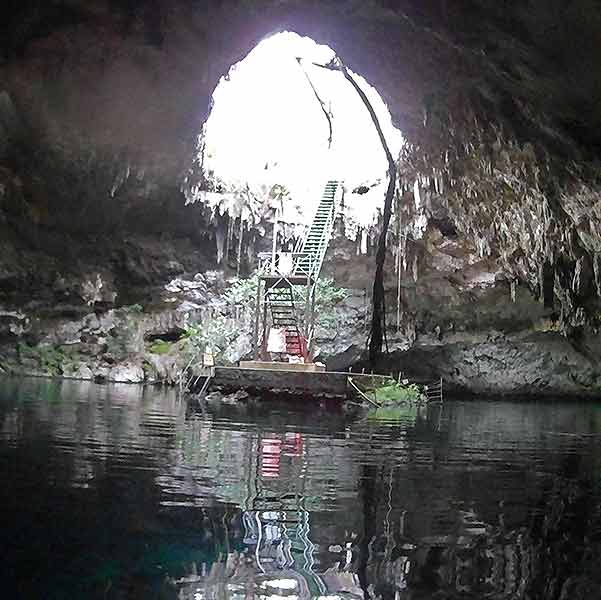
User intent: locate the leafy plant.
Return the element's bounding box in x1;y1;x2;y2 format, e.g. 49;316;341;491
148;340;172;355
18;343;64;376
184;318;240;361
223;272;260;307
373;382;423;404
183;270;347;365
314;277;347;332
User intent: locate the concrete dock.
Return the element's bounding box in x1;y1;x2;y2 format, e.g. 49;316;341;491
211;362;391;398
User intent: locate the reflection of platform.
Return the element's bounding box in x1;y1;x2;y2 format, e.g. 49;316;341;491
213;364;391;398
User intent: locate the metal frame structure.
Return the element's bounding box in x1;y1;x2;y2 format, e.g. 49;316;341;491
252;180;343;361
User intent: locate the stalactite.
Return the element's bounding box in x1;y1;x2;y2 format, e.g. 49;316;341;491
594;253;601;298
225;215;233;265
215;219;225;265
572;257;583;295
413;180;421;209
360;228;368;254
510;279;517;303
236;215;244;277
246;231;255;267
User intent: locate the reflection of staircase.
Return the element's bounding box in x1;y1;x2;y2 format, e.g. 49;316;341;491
262;180;342;358
294;180;342;278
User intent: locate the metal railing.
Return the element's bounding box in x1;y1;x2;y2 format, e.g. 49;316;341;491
424;377;444;404
293;181;341;280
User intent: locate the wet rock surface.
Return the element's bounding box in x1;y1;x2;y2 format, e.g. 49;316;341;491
2;2;601;395
317;214;601;396
0;268;218;384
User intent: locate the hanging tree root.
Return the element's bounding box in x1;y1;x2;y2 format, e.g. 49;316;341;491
313;57;398;364
334;59;397;364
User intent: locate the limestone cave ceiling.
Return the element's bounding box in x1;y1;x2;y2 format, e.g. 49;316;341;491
2;1;601;157
2;1;601;325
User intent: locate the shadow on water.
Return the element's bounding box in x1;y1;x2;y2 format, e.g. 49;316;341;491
1;376;601;599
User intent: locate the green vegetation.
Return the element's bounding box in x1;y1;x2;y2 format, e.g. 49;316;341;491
124;303;144;313
353;376;426;409
17;342;65;376
184;319;239;358
223;272;346;309
148;340;173;355
372;382;424;404
183;270;347;364
353;379;426;424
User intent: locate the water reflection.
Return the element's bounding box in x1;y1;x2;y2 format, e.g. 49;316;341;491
0;377;600;599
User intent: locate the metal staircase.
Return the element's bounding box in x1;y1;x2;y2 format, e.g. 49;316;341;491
294;180;341;278
258;180;342;359
265;284;304;356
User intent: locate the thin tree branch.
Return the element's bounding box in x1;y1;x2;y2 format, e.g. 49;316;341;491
296;57;334;149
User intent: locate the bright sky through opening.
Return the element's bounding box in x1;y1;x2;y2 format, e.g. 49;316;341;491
202;32;403;228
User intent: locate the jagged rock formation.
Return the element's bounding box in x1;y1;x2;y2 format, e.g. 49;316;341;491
2;1;601;394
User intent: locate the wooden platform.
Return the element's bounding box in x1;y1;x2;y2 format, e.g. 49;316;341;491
212;363;391;398
261;275;315;288
239;360;325;372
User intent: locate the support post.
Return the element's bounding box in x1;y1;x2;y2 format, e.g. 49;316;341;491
271;208;279;275
253;277;262;359
304;275;311;338
308;283;317;357
261;285;269;359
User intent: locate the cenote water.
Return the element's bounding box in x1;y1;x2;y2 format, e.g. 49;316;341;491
1;377;601;599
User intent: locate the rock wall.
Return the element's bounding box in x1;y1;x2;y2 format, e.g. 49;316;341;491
2;1;601;395
317;198;601;397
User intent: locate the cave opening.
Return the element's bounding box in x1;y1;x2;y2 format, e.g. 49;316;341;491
189;31;403;270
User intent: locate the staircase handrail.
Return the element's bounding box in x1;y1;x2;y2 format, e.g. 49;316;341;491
293;180;342;279
304;195;335;279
